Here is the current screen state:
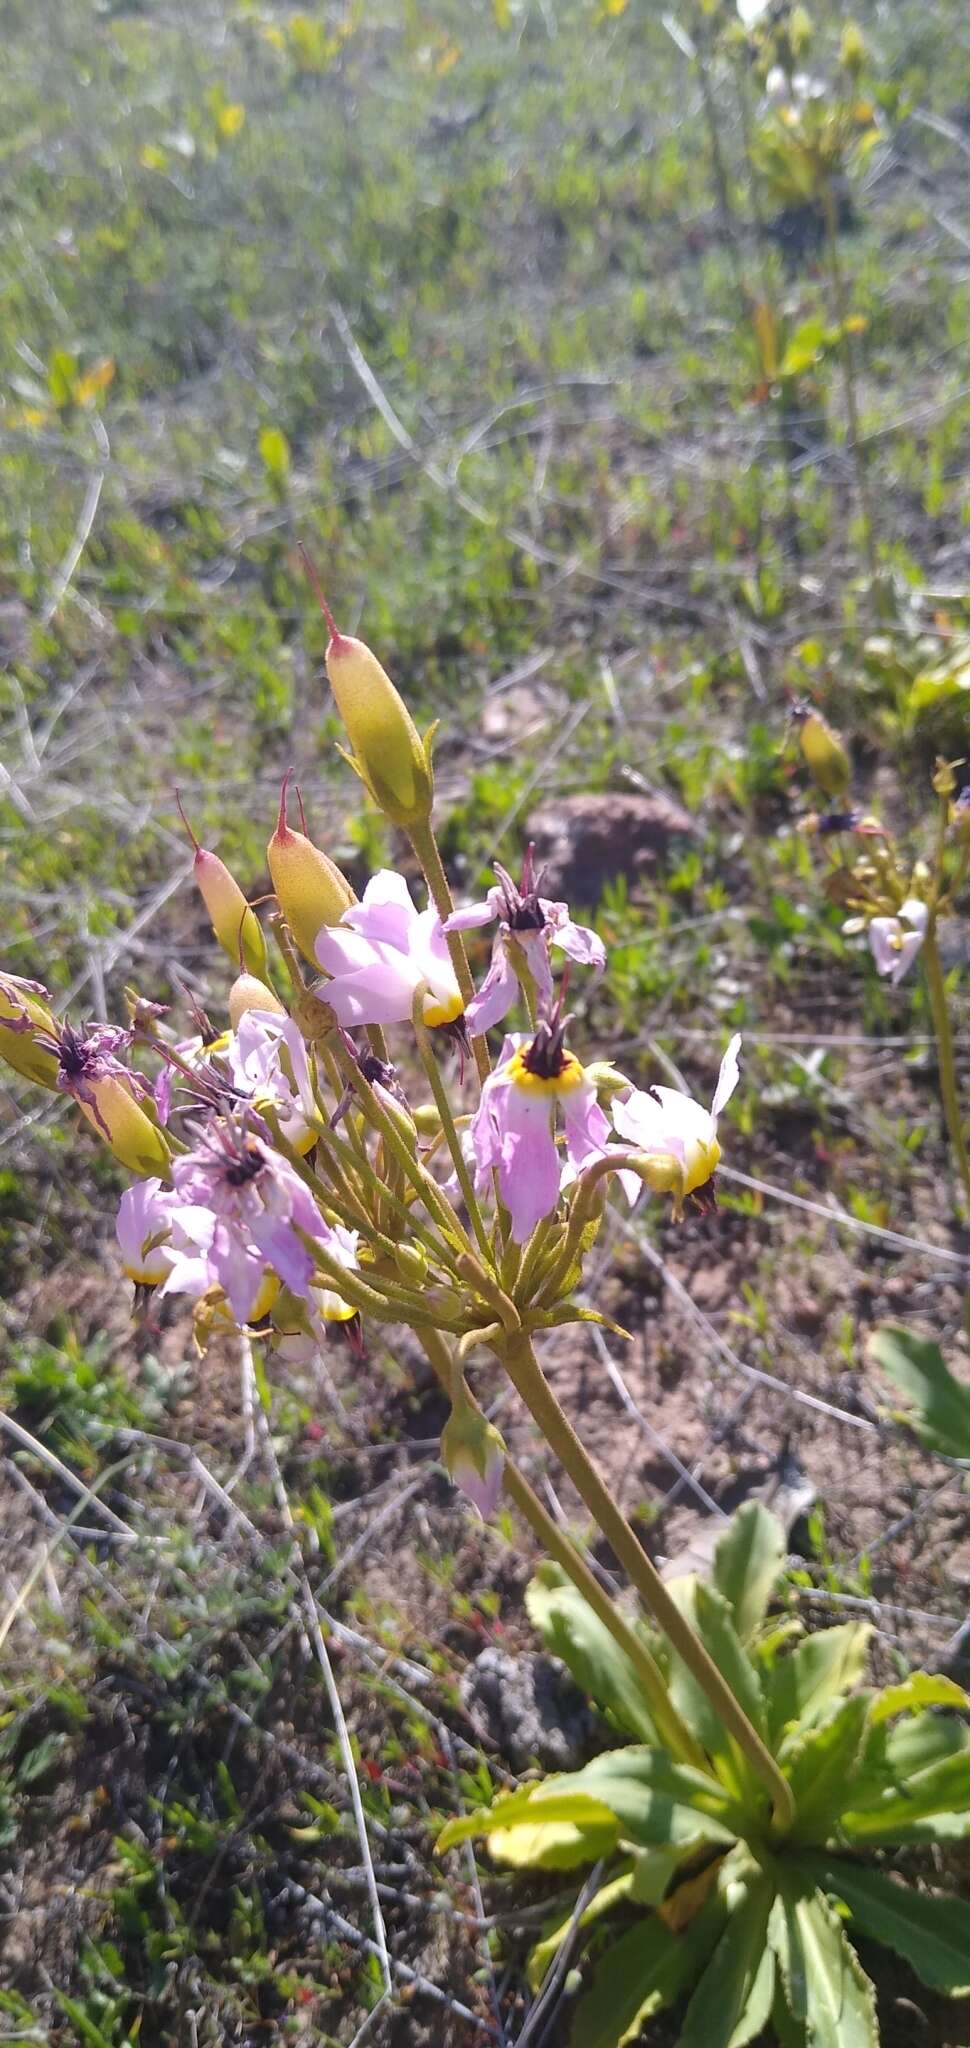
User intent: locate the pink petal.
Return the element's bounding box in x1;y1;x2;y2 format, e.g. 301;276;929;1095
465;945;519;1034
499;1090;560;1242
343;870;416;951
443;900;494;933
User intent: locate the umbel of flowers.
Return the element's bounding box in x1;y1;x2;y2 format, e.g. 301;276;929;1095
1;579;783;1817
792;705;970;1215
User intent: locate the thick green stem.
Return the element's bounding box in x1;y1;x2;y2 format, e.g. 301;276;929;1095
922;925;970;1216
406;819;491;1087
416;1329;698;1766
501;1328;796;1834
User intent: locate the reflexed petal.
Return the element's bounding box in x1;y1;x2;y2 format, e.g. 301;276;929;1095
547;909;607;972
868;917;899;978
443;899;495;932
342;869;416;950
561;1082;611;1172
499;1088;560;1242
711;1033;742;1119
250;1215;314;1300
322;959;421;1026
315;925;386;975
465;944;519;1034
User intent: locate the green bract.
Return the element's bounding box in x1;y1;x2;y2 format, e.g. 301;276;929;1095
437;1503;970;2048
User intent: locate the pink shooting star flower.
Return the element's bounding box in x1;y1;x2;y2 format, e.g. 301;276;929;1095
168;1119;336;1323
445;849;606;1033
470;1015;611;1242
610;1035;742;1218
315;870;464;1031
866;898;928;986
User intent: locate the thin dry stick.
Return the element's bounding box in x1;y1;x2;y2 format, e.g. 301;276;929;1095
719;1165;968;1268
41;413;109;627
0;1409;139;1540
622;1228;878;1434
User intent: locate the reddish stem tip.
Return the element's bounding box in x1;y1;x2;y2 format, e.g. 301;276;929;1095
174;788;202;856
298;540;345;651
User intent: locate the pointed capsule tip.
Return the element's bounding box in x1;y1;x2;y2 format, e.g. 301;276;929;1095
174;788;202;856
275;767;295;842
298;541;351;655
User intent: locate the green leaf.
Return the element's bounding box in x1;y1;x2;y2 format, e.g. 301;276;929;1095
784;1695;872;1842
769;1881;878;2048
868;1326;970;1457
556;1746;749;1845
766;1624;872;1743
436;1786;619;1869
805;1855;970;1996
851;1710;970;1812
527;1865;635;1990
841;1747;970;1844
869;1673;968;1725
525;1565;658;1741
666;1580;767;1802
712;1503;786;1645
570;1894;726;2048
679;1877;774;2048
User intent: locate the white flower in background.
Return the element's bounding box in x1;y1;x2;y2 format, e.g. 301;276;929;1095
867;899;928;986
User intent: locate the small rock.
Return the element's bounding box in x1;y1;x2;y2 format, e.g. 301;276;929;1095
460;1646;597;1771
527;789;697;904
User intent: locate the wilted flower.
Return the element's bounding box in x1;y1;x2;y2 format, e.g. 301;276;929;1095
54;1022;171;1177
0;972;60;1088
470;1016;610;1242
315;870;463;1030
440;1385;506;1519
445;850;605;1033
169;1119;335;1322
867;898;928;985
611;1035;742;1217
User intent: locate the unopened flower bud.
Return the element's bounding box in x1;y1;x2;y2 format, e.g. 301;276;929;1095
440;1385;505;1520
228;974;287;1029
176;793;268;980
394;1241;428;1287
267;772;356;967
794;708;851;799
412;1103;442;1137
954;790;970;846
0;973;60;1088
304;560;434;829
